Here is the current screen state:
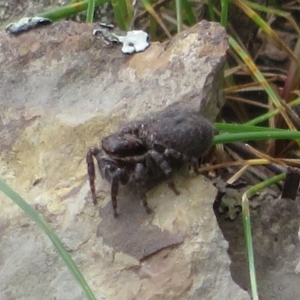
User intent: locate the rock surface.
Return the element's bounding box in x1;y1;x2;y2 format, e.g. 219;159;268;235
0;21;249;299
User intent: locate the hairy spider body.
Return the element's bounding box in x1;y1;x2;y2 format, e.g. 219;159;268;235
86;108;214;217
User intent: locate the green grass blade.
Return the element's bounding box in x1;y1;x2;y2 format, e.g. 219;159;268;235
181;0;196;26
149;14;158;40
175;0;182;32
245;97;300;126
141;0;172;38
0;178;97;300
242;173;286;299
111;0;133;30
228;36;281;109
228;35;296;130
220;0;229;27
242;193;258;300
232;0;300;65
86;0;96;22
207;0;216;21
213;129;300;145
39;0;107;21
246;173;286;198
242;0;300;35
214;123;286;133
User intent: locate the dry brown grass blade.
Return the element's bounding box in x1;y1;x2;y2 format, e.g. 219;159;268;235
140;0;172;38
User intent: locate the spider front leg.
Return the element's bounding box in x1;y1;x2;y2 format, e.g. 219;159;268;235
167;181;180;196
110;167;129;217
134;162;153;214
86;147;129;217
86;147;101;205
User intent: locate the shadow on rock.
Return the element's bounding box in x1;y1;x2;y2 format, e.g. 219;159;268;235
97;190;184;261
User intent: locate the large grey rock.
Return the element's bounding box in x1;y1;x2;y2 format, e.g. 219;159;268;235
0;21;249;299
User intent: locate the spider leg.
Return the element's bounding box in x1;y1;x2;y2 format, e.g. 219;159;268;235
140;192;153;214
153;143;189;170
148;150;172;176
134;162;153;214
148;149;180;196
191;157;200;175
87;147;130;217
86;147;101;205
164;148;188;162
111;171;120;217
111;168;129;218
164;148;199;174
167;180;180;196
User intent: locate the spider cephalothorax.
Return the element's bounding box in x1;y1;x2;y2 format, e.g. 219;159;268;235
86;107;214;217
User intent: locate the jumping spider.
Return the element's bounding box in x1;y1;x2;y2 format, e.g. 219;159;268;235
86;108;214;217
